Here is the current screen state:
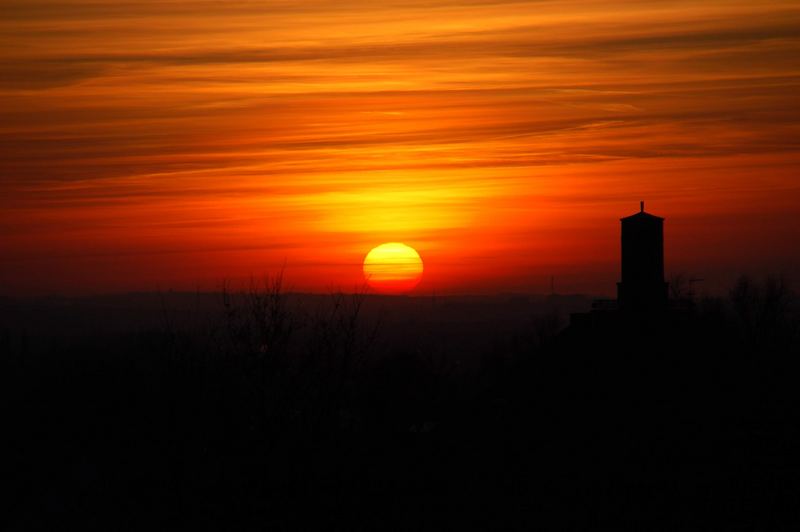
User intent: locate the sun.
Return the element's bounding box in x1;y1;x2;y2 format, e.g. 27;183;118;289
363;242;423;294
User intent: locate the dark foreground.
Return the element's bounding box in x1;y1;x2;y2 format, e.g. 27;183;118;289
4;278;799;530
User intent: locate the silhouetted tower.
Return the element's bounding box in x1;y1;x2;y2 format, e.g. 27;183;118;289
617;201;668;311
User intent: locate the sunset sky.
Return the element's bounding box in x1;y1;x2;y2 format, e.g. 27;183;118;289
2;0;799;296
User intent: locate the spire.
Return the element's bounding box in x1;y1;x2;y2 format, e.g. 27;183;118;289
640;200;644;213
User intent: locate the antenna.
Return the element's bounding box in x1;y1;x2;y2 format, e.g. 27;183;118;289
640;200;644;213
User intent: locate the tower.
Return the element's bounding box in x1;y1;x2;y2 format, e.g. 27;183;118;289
617;201;668;311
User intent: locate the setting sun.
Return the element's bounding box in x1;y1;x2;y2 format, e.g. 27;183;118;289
363;243;423;294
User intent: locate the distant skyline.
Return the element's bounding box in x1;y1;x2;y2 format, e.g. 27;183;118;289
2;0;799;296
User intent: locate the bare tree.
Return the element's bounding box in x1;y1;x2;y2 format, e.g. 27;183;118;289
670;272;688;300
730;274;795;349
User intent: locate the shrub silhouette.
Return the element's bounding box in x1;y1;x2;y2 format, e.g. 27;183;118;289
5;274;799;530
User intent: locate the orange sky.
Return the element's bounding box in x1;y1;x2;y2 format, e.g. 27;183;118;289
2;0;799;295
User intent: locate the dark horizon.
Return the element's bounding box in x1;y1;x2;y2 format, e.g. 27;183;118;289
5;183;798;530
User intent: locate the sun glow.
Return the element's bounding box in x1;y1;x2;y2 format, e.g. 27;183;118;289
363;243;424;294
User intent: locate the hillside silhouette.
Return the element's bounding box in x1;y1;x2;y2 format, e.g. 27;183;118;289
5;207;800;529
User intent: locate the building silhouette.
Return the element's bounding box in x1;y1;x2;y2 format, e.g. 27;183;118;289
567;202;673;331
617;201;668;311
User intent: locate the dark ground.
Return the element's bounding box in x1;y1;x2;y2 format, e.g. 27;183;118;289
4;277;799;530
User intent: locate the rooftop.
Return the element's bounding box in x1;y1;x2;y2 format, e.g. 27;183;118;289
620;201;664;221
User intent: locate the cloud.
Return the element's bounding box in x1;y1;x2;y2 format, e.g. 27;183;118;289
0;61;106;89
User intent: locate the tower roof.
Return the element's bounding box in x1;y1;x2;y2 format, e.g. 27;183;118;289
620;201;663;221
621;211;663;222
